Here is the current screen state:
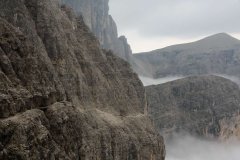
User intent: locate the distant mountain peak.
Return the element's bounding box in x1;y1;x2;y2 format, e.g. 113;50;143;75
159;33;240;53
211;32;232;37
199;32;240;43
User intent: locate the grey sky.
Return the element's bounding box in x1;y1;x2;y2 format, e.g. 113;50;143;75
109;0;240;53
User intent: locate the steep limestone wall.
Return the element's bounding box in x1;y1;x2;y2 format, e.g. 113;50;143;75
61;0;133;61
0;0;165;159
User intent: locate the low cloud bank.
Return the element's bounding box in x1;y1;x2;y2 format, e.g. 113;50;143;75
166;134;240;160
139;74;240;87
139;76;184;86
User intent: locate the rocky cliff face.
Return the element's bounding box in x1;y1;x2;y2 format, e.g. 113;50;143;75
146;75;240;139
134;33;240;78
0;0;165;159
60;0;133;61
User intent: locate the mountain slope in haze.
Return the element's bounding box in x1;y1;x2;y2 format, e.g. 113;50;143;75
160;33;240;53
146;75;240;139
60;0;133;61
134;33;240;78
0;0;165;159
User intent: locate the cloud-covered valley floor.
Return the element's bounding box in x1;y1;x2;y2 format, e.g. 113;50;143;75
166;134;240;160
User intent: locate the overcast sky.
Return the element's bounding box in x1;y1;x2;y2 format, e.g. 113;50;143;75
109;0;240;53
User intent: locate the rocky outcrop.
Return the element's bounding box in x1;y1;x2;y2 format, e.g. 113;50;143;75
60;0;133;61
146;75;240;139
0;102;165;159
134;33;240;78
0;0;165;159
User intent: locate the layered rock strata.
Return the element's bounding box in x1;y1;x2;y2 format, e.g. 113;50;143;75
0;0;165;159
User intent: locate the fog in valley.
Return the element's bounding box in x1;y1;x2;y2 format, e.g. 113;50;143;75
139;74;240;87
139;76;184;86
141;74;240;160
166;134;240;160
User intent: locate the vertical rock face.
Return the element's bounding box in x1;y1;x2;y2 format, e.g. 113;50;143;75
0;0;165;159
146;75;240;139
61;0;133;61
0;0;144;117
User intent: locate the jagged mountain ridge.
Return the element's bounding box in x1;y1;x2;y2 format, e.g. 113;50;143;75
60;0;152;77
0;0;165;159
146;75;240;139
134;33;240;78
60;0;133;61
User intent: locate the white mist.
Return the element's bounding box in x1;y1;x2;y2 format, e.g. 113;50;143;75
139;76;184;86
166;134;240;160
